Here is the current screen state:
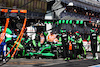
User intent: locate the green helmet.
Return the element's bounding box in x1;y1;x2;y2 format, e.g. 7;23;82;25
75;31;80;36
76;33;80;36
90;29;95;32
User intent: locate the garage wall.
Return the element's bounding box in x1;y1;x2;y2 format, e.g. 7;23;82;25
0;0;47;13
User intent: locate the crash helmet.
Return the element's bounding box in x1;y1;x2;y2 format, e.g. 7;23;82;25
75;31;80;36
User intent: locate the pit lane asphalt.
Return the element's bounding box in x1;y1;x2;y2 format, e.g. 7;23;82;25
1;52;100;67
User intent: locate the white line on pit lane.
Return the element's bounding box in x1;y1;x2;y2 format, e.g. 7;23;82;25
88;64;100;67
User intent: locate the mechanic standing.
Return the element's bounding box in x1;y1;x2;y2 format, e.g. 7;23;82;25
61;30;70;61
75;31;86;59
87;28;98;60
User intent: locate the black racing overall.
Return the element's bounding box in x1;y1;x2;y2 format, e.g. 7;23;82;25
90;32;97;58
61;32;69;58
